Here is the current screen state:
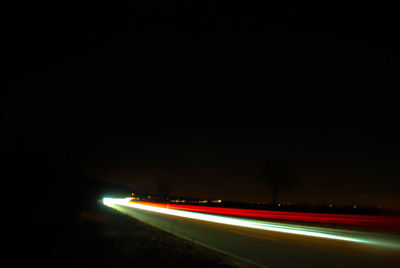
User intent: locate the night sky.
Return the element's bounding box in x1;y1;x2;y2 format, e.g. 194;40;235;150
2;2;400;209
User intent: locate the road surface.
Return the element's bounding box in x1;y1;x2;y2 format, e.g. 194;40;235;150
104;200;400;268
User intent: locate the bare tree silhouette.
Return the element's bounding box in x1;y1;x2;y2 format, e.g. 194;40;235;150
261;156;297;206
157;184;171;202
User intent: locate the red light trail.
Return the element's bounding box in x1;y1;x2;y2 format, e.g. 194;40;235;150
129;201;400;229
105;197;400;251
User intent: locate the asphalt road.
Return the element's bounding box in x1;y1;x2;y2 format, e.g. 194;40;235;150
110;203;400;268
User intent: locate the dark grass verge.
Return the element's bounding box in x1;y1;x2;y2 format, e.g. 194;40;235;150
12;201;247;268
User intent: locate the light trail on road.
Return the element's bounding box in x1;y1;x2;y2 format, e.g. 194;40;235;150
103;197;400;249
127;200;400;229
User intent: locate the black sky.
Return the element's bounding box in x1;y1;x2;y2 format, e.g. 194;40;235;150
1;2;400;209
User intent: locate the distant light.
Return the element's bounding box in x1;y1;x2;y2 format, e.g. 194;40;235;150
354;205;357;209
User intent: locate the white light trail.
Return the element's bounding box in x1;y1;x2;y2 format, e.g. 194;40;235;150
103;197;400;249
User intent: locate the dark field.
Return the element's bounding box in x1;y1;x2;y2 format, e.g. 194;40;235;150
11;201;245;267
